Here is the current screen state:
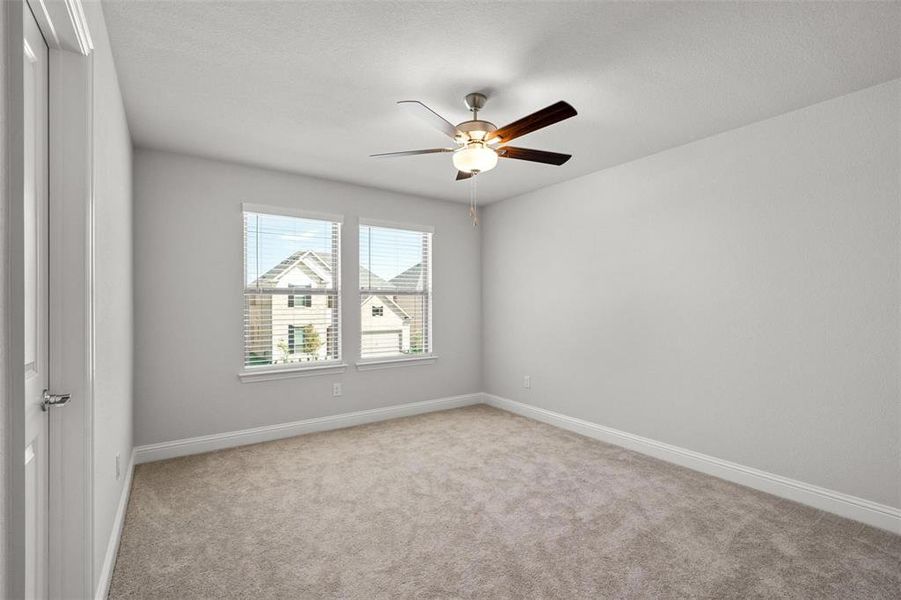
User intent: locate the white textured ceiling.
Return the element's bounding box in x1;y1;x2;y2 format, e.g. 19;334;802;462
102;1;901;204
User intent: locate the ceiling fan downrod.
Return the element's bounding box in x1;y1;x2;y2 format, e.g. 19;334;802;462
465;92;488;120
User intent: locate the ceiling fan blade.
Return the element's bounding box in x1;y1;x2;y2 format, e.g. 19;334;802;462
370;148;454;158
456;171;473;181
398;100;460;139
489;101;577;144
497;146;572;166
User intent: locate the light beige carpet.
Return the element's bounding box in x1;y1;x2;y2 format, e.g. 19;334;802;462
108;405;900;599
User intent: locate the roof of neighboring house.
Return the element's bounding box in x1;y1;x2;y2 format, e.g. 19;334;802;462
251;251;388;289
251;251;424;325
389;263;426;291
251;250;324;288
358;263;391;290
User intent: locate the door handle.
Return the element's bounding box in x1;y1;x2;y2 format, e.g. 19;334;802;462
41;390;71;411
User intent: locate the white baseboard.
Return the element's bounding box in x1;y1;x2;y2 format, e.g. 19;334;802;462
135;393;483;464
131;391;899;533
95;449;135;600
485;394;900;533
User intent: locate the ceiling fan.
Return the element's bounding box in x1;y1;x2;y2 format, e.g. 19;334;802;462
371;93;577;180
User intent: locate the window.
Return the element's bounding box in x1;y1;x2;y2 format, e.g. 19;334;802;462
243;208;341;369
359;222;432;360
287;285;312;308
287;325;297;354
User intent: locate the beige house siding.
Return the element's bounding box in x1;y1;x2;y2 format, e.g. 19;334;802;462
361;295;410;357
270;293;334;362
247;261;338;364
245;294;273;362
393;295;428;353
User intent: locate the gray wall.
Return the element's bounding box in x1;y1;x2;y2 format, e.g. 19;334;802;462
482;80;900;508
133;149;481;445
84;0;134;590
1;3;9;596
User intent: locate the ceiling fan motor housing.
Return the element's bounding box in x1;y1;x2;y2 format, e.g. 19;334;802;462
456;119;498;143
458;92;497;142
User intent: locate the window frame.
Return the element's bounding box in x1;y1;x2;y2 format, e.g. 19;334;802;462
239;204;347;382
357;219;436;369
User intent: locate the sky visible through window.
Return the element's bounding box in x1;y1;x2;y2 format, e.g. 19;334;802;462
245;213;422;285
360;225;424;284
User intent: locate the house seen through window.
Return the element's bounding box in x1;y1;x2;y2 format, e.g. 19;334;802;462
359;222;432;360
243;208;341;368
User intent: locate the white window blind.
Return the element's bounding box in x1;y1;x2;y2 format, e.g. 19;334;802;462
359;223;432;360
243;209;341;369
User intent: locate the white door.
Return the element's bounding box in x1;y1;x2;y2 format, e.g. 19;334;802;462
23;6;51;599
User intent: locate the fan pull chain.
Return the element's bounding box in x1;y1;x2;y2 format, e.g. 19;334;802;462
469;172;479;227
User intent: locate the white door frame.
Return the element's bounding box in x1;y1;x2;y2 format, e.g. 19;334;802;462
6;0;95;597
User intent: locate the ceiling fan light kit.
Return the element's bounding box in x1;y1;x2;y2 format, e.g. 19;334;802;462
452;142;498;174
372;92;577;223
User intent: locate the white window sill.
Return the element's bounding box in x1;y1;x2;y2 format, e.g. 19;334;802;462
238;362;348;383
355;355;438;371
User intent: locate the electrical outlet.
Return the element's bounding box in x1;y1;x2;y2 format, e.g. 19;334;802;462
523;375;531;389
333;382;342;397
115;453;121;480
